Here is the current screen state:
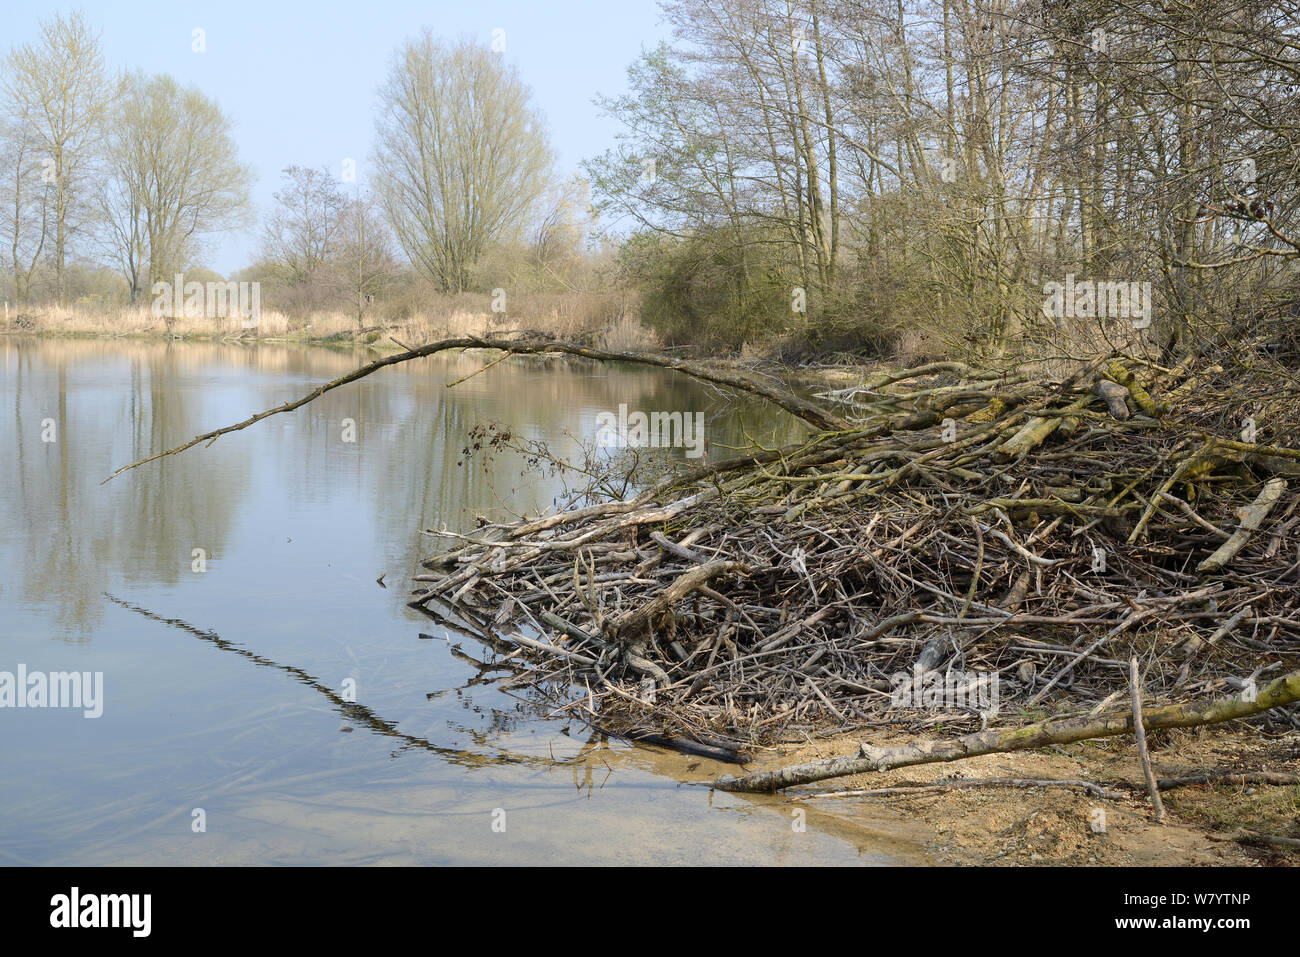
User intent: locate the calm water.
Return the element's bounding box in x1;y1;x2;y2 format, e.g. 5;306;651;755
0;336;927;865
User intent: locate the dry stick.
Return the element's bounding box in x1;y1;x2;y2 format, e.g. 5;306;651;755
1197;477;1288;572
1181;607;1251;657
613;560;749;646
1128;456;1194;544
504;632;598;666
1026;605;1151;705
1112;770;1300;791
1157;491;1232;539
444;348;513;387
103;336;851;481
1210;832;1300;850
712;668;1300;792
1129;657;1165;823
791;776;1127;802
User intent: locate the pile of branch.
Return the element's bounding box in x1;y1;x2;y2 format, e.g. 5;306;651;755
408;346;1300;755
105;333;1300;766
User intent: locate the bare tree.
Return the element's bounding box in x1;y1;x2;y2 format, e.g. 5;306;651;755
263;166;346;286
373;33;554;293
529;175;592;286
97;94;145;302
331;189;396;329
0;118;51;306
100;72;252;292
3;11;113;302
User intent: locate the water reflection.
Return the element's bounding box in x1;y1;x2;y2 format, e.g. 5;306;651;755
0;336;927;865
2;337;805;635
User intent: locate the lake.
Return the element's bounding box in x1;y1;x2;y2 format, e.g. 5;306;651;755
0;336;928;865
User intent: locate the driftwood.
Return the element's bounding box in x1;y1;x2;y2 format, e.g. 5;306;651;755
1210;831;1300;850
792;777;1128;801
798;769;1300;802
1196;476;1287;572
712;669;1300;792
1144;770;1300;790
1093;379;1132;420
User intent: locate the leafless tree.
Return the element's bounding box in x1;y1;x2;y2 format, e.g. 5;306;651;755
100;72;252;293
3;11;113;302
331;189;396;329
373;33;554;293
263;166;346;287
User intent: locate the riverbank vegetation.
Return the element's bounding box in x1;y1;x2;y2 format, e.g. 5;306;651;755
7;2;1299;363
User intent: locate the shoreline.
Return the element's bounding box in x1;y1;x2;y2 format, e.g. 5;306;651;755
741;722;1297;865
12;332;1296;865
2;325;398;348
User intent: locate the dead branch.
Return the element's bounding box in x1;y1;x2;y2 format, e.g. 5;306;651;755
713;669;1300;792
1130;657;1165;822
103;335;851;482
1197;477;1287;572
791;776;1127;801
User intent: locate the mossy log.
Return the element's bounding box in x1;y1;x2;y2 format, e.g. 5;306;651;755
713;668;1300;792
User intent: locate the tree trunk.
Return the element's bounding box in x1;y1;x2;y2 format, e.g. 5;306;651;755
714;669;1300;792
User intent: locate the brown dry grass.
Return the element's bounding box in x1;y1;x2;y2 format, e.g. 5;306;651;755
4;292;658;350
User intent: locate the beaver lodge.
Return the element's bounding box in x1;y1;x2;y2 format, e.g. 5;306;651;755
110;326;1300;798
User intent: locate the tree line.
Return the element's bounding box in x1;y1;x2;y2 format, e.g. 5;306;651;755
584;0;1300;355
1;14;590;327
4;3;1298;357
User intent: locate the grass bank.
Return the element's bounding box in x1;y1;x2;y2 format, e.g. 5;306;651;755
2;297;659;352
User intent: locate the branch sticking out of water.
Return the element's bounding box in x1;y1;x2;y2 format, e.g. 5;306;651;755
101;335;850;483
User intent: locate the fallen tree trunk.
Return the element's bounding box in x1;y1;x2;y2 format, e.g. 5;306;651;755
713;668;1300;792
103;335;850;481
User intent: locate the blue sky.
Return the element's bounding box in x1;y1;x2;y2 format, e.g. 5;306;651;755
7;1;669;273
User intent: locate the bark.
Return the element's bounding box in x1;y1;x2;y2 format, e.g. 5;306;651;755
1197;477;1287;573
713;668;1300;792
104;336;852;482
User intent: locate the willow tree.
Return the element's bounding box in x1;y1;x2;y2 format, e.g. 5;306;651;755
373;32;554;293
0;119;51;305
100;72;251;294
3;11;113;302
